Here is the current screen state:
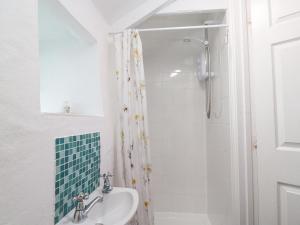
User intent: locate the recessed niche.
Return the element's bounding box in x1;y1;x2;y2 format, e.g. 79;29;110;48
38;0;103;116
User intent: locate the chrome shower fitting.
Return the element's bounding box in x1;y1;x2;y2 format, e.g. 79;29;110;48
184;31;212;119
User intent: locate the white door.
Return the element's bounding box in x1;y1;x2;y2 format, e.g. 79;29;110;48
251;0;300;224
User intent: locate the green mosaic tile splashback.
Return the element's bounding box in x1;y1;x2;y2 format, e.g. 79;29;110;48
54;132;100;224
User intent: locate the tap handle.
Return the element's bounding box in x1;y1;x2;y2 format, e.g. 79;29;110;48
73;192;89;202
101;172;113;178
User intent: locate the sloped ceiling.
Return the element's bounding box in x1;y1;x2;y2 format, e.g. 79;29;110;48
93;0;148;24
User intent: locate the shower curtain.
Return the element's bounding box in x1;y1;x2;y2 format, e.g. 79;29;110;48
113;30;154;225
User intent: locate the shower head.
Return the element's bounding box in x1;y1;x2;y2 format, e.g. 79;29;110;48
202;21;215;43
183;37;209;47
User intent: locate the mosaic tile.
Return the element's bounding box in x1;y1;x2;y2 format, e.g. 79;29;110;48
54;132;100;224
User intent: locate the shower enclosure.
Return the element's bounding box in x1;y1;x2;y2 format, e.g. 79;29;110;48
139;11;231;225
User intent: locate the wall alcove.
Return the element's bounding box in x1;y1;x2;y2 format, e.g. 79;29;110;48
39;0;103;116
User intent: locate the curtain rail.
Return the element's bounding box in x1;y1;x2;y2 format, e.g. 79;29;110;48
109;24;228;35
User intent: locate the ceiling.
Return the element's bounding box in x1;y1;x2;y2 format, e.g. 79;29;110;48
93;0;148;24
137;11;226;29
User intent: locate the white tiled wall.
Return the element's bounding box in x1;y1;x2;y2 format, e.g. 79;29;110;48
141;14;231;223
206;24;231;225
143;35;207;213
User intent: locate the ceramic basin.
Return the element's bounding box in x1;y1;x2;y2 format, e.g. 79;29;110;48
58;187;139;225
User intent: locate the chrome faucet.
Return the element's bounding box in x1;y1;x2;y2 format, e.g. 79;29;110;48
101;173;113;194
73;192;103;223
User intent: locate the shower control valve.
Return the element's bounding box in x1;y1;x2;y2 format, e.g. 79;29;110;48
101;172;113;194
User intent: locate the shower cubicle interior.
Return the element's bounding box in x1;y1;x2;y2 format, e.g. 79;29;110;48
139;10;231;225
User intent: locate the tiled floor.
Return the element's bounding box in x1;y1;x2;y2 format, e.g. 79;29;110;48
154;212;211;225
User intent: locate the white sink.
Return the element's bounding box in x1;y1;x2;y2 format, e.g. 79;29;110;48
58;187;139;225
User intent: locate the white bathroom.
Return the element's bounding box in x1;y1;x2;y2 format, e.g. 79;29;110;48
1;0;300;225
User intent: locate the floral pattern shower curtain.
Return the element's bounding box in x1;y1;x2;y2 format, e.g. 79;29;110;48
113;30;154;225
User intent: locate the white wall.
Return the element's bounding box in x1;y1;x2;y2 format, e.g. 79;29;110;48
158;0;227;14
0;0;117;225
142;32;207;214
206;20;231;225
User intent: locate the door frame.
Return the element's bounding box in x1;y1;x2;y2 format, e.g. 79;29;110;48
227;0;257;224
244;1;260;224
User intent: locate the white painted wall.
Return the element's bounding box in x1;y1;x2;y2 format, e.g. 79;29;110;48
142;31;207;214
0;0;117;225
93;0;148;24
158;0;227;14
111;0;175;32
206;19;231;225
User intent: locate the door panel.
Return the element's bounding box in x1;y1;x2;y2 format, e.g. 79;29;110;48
270;0;300;24
279;183;300;225
273;39;300;146
251;0;300;224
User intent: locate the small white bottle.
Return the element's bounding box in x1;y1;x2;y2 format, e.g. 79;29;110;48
64;101;71;114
